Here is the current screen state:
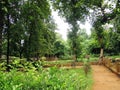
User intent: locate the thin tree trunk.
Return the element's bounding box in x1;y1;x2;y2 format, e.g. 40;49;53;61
100;48;104;57
19;41;23;59
6;13;10;71
74;47;77;62
27;33;31;61
19;47;22;59
36;53;39;60
20;53;22;59
0;10;4;59
99;48;104;64
0;24;2;59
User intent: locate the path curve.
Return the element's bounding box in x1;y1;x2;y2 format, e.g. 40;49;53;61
92;65;120;90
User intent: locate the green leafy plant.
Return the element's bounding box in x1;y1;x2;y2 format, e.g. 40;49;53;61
0;66;92;90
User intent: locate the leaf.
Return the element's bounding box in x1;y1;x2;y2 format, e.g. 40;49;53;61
2;7;8;12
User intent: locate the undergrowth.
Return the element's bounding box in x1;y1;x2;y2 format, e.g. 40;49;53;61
0;59;93;90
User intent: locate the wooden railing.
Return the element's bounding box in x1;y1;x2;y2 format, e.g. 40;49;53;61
102;57;120;76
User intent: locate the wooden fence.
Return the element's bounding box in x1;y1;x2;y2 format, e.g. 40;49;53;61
102;57;120;76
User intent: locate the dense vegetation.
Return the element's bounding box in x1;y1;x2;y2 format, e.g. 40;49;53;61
0;0;120;90
0;69;92;90
0;59;92;90
0;0;120;66
51;0;120;59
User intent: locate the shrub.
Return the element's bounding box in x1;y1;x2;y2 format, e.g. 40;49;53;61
0;67;92;90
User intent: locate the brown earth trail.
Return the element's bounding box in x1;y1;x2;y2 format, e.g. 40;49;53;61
92;65;120;90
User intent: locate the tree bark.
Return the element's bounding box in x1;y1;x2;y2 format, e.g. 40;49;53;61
19;47;23;59
0;20;3;59
6;0;10;71
0;5;4;59
6;13;10;71
36;53;39;60
100;48;103;58
99;48;104;64
27;33;31;61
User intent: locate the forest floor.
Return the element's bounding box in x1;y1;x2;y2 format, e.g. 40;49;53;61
92;65;120;90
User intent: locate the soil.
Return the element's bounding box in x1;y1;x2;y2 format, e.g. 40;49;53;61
92;65;120;90
59;64;120;90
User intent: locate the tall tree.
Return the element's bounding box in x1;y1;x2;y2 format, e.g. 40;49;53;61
91;0;118;63
113;0;120;54
1;0;12;71
51;0;90;61
0;0;6;59
21;0;52;60
5;0;23;68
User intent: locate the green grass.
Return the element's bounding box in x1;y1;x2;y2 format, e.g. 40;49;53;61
105;55;120;59
0;67;93;90
43;57;99;66
89;57;98;62
43;60;73;65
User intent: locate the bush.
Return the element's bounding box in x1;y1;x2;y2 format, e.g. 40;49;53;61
0;67;92;90
59;55;72;60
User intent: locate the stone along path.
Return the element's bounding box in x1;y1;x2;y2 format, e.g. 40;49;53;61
92;65;120;90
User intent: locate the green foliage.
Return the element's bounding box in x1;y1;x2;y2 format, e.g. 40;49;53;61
77;29;90;57
88;29;100;54
0;66;92;90
0;0;58;63
59;54;72;60
20;0;53;60
51;0;92;61
54;40;65;57
52;33;71;59
83;60;91;76
43;60;74;65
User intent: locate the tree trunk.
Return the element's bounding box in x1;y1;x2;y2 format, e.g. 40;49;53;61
100;48;104;57
27;33;31;61
0;9;4;59
6;0;11;71
74;47;77;62
6;13;10;71
36;53;39;60
19;47;22;59
0;23;2;59
99;48;104;64
19;42;23;59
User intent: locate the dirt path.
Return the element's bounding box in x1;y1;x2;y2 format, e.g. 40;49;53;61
92;65;120;90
